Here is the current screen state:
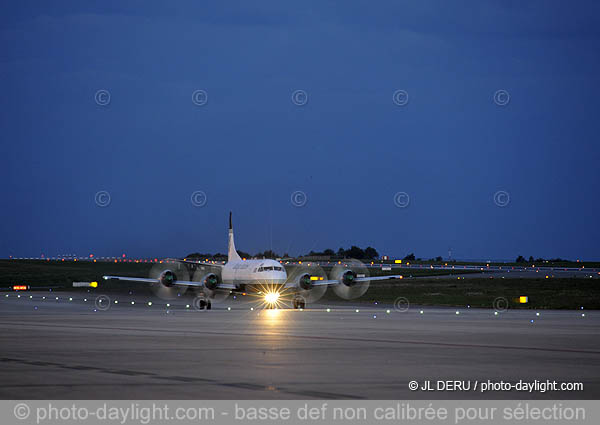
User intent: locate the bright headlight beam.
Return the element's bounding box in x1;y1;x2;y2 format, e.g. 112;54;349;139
264;292;280;305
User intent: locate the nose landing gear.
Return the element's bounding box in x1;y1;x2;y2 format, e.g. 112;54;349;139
292;297;306;309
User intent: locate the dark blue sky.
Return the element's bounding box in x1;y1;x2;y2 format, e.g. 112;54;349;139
1;1;599;260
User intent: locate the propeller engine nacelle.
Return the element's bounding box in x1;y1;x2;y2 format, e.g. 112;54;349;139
289;267;328;304
201;273;220;291
331;261;370;300
158;270;178;287
191;270;229;304
150;262;190;300
297;273;313;291
338;270;357;287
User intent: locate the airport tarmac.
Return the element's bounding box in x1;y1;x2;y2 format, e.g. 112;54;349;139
0;290;599;399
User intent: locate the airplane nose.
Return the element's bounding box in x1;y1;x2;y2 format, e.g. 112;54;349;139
272;276;287;285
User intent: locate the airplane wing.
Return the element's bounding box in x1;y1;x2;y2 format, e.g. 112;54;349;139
102;275;236;289
165;258;224;269
307;275;405;286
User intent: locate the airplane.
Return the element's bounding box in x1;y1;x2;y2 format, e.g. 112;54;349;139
103;212;403;309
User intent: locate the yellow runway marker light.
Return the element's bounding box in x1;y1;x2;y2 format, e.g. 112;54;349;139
394;260;402;264
519;296;528;304
90;281;98;288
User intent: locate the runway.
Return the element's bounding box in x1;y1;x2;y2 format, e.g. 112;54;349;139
1;290;599;399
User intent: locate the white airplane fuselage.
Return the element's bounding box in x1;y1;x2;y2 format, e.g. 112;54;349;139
221;258;287;286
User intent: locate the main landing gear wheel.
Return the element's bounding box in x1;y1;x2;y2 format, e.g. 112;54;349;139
193;296;212;310
293;297;306;309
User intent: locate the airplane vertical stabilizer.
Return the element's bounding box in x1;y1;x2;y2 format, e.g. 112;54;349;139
228;212;242;263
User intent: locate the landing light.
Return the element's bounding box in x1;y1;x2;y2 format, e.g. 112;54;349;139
264;292;280;305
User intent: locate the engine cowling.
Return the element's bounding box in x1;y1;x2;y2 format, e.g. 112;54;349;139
339;270;357;287
190;270;229;303
297;273;312;291
158;270;178;287
331;260;370;300
150;262;190;300
202;273;220;291
288;267;327;304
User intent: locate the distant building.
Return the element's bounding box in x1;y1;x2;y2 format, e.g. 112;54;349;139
299;255;331;261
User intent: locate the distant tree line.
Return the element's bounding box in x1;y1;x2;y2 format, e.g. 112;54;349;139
515;255;569;263
185;245;381;260
402;253;444;262
188;251;579;264
323;246;379;260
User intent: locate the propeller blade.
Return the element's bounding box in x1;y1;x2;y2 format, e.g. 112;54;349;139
149;261;189;300
331;259;370;300
286;264;328;304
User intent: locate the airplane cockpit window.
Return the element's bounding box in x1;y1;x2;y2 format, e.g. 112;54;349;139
258;266;281;272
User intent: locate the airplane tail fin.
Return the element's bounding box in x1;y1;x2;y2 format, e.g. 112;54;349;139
228;212;242;262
